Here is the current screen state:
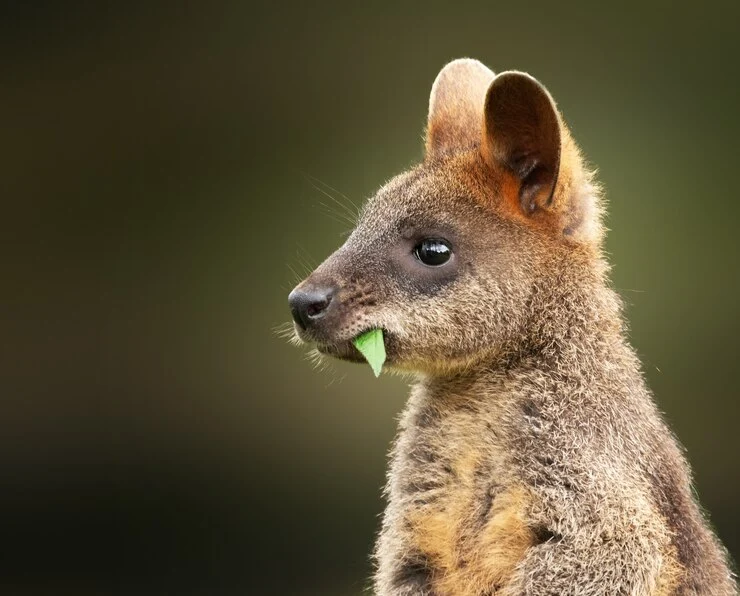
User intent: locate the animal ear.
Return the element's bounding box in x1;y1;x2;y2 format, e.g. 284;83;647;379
425;59;495;161
481;72;562;216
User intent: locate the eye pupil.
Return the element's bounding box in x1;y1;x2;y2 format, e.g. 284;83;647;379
414;239;452;266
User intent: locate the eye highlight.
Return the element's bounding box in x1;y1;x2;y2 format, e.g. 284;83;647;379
414;238;452;266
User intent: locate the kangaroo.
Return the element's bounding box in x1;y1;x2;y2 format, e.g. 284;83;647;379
287;59;737;595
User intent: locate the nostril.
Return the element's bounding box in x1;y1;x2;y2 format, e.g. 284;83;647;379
288;286;336;330
305;294;332;319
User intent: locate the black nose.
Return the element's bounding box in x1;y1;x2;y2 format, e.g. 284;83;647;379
288;285;336;330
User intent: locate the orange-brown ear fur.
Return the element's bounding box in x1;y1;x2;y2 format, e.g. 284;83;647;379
425;59;495;161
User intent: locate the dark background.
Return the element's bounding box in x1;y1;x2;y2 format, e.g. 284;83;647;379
1;1;738;594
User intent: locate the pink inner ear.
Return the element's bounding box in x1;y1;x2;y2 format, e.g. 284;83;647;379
425;59;495;161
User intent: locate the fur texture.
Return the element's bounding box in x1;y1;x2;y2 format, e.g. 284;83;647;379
288;59;737;595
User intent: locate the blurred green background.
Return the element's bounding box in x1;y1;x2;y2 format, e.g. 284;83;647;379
1;1;738;594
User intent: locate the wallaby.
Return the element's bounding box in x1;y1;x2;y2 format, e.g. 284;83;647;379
287;59;737;595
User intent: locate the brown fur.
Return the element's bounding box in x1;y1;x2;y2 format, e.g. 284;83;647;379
289;59;738;595
655;549;685;596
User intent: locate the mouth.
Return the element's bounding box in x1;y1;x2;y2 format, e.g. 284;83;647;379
315;340;366;362
313;327;394;364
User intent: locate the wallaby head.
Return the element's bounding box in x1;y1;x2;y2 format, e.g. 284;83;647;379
289;59;605;375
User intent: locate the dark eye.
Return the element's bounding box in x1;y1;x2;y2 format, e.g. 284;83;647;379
413;238;452;266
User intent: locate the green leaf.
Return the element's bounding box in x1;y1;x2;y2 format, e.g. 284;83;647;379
352;328;386;377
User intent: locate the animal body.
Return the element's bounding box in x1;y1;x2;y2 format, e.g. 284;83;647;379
288;59;737;595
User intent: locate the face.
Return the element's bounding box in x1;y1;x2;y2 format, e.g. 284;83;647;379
288;63;595;375
288;155;542;375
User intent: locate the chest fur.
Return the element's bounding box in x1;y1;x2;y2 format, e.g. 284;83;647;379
392;393;536;595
